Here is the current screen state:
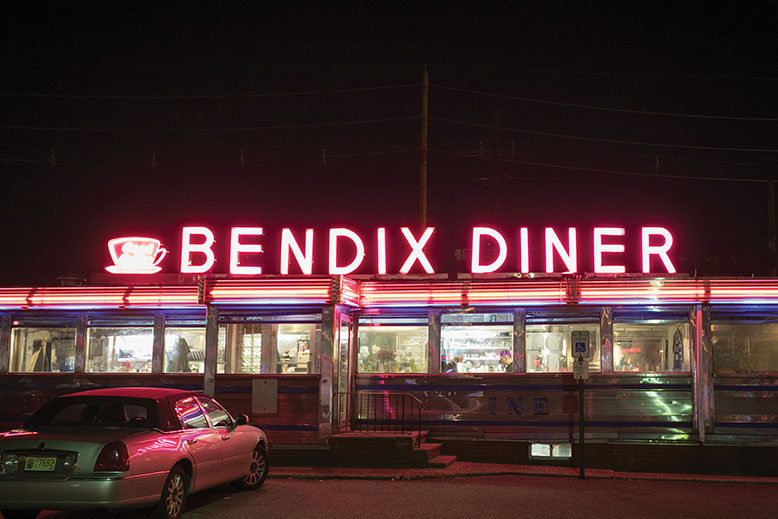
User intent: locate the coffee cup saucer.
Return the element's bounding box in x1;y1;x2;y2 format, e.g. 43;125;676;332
105;265;163;274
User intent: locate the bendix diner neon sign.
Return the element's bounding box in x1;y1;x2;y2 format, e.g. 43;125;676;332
104;226;677;275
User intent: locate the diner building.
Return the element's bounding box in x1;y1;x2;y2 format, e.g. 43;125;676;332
1;274;777;473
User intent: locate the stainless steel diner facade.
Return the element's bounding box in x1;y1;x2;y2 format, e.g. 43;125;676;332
1;275;777;455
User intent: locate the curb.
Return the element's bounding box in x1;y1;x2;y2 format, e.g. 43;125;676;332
268;468;778;486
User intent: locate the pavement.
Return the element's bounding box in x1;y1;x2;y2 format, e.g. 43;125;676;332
269;461;778;485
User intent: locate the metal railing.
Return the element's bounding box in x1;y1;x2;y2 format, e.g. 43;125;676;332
335;391;424;446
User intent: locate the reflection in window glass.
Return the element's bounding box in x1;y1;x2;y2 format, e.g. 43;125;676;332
526;324;600;373
712;322;778;374
164;328;206;373
198;397;232;427
86;328;154;373
175;397;208;429
358;326;428;373
441;324;513;373
614;323;690;373
217;323;320;374
10;327;76;373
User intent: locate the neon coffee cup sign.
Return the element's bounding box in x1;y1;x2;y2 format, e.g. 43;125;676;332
105;225;677;276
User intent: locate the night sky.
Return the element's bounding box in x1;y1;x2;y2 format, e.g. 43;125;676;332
1;4;777;282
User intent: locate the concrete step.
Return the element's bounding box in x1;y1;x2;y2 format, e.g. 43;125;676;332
411;442;442;466
428;455;458;468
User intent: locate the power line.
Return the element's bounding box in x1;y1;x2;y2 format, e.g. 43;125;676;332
432;84;778;122
0;83;421;100
431;116;778;153
0;116;419;133
432;148;771;183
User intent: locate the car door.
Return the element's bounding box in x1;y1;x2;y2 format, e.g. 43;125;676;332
174;396;223;490
197;396;251;481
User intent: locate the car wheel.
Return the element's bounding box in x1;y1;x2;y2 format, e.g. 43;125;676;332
1;511;41;519
231;444;269;490
150;465;188;519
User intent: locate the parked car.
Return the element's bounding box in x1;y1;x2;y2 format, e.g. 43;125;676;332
0;387;269;519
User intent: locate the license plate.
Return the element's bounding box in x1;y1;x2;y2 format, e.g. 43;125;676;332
24;456;57;472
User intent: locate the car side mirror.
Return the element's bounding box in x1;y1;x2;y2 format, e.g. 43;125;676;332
234;414;249;426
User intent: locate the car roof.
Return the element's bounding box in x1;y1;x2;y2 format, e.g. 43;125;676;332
63;387;201;400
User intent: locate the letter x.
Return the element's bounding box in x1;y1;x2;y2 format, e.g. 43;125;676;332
399;227;435;274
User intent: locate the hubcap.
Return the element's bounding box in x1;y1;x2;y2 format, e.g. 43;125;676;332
166;473;184;517
244;449;266;485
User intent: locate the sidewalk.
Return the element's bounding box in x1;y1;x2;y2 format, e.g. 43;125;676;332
269;461;778;485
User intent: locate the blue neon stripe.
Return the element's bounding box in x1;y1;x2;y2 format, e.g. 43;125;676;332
356;383;692;392
355;419;692;428
715;422;778;429
714;385;778;392
253;423;318;431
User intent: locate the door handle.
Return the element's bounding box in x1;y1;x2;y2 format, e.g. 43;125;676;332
186;438;198;445
221;435;230;441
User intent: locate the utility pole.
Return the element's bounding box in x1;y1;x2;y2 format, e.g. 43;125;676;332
419;66;429;231
490;109;501;220
769;180;776;275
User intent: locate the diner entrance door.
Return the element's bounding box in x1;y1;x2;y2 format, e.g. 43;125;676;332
334;313;354;433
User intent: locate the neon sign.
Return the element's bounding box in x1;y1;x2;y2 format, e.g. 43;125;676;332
107;225;677;276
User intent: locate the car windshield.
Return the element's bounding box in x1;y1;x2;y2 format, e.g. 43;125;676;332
25;396;157;429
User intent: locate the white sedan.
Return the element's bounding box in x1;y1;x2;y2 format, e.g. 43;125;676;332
0;387;269;519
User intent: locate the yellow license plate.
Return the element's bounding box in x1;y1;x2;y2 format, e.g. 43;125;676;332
24;456;57;472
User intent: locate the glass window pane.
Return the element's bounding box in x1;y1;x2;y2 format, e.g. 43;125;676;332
175;397;208;429
217;323;320;374
358;325;428;373
614;322;690;373
86;327;154;373
10;327;76;373
277;324;315;374
198;397;232;427
441;325;513;373
164;328;206;373
526;323;600;373
712;322;778;374
441;312;512;324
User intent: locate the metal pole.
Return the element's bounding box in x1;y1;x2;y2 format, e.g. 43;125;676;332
419;65;429;231
769;180;776;275
578;377;585;479
490;109;501;219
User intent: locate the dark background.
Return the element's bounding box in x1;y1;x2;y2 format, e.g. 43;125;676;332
1;3;777;282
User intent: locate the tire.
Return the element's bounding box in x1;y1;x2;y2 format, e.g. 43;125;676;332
1;511;40;519
150;465;188;519
231;444;269;490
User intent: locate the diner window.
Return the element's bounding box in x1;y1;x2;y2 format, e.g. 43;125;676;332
614;322;690;373
86;327;154;373
217;321;320;374
441;313;513;373
10;327;76;373
526;323;600;373
164;327;206;373
358;325;428;373
712;322;778;374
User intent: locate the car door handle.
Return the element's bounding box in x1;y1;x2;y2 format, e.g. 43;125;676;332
186;438;198;445
221;435;230;441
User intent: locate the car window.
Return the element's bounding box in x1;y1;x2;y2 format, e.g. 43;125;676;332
25;397;155;429
198;397;233;428
174;396;208;429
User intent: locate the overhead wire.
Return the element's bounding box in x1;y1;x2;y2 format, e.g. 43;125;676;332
431;148;772;183
0;83;421;100
430;116;778;153
0;115;419;133
432;84;778;122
